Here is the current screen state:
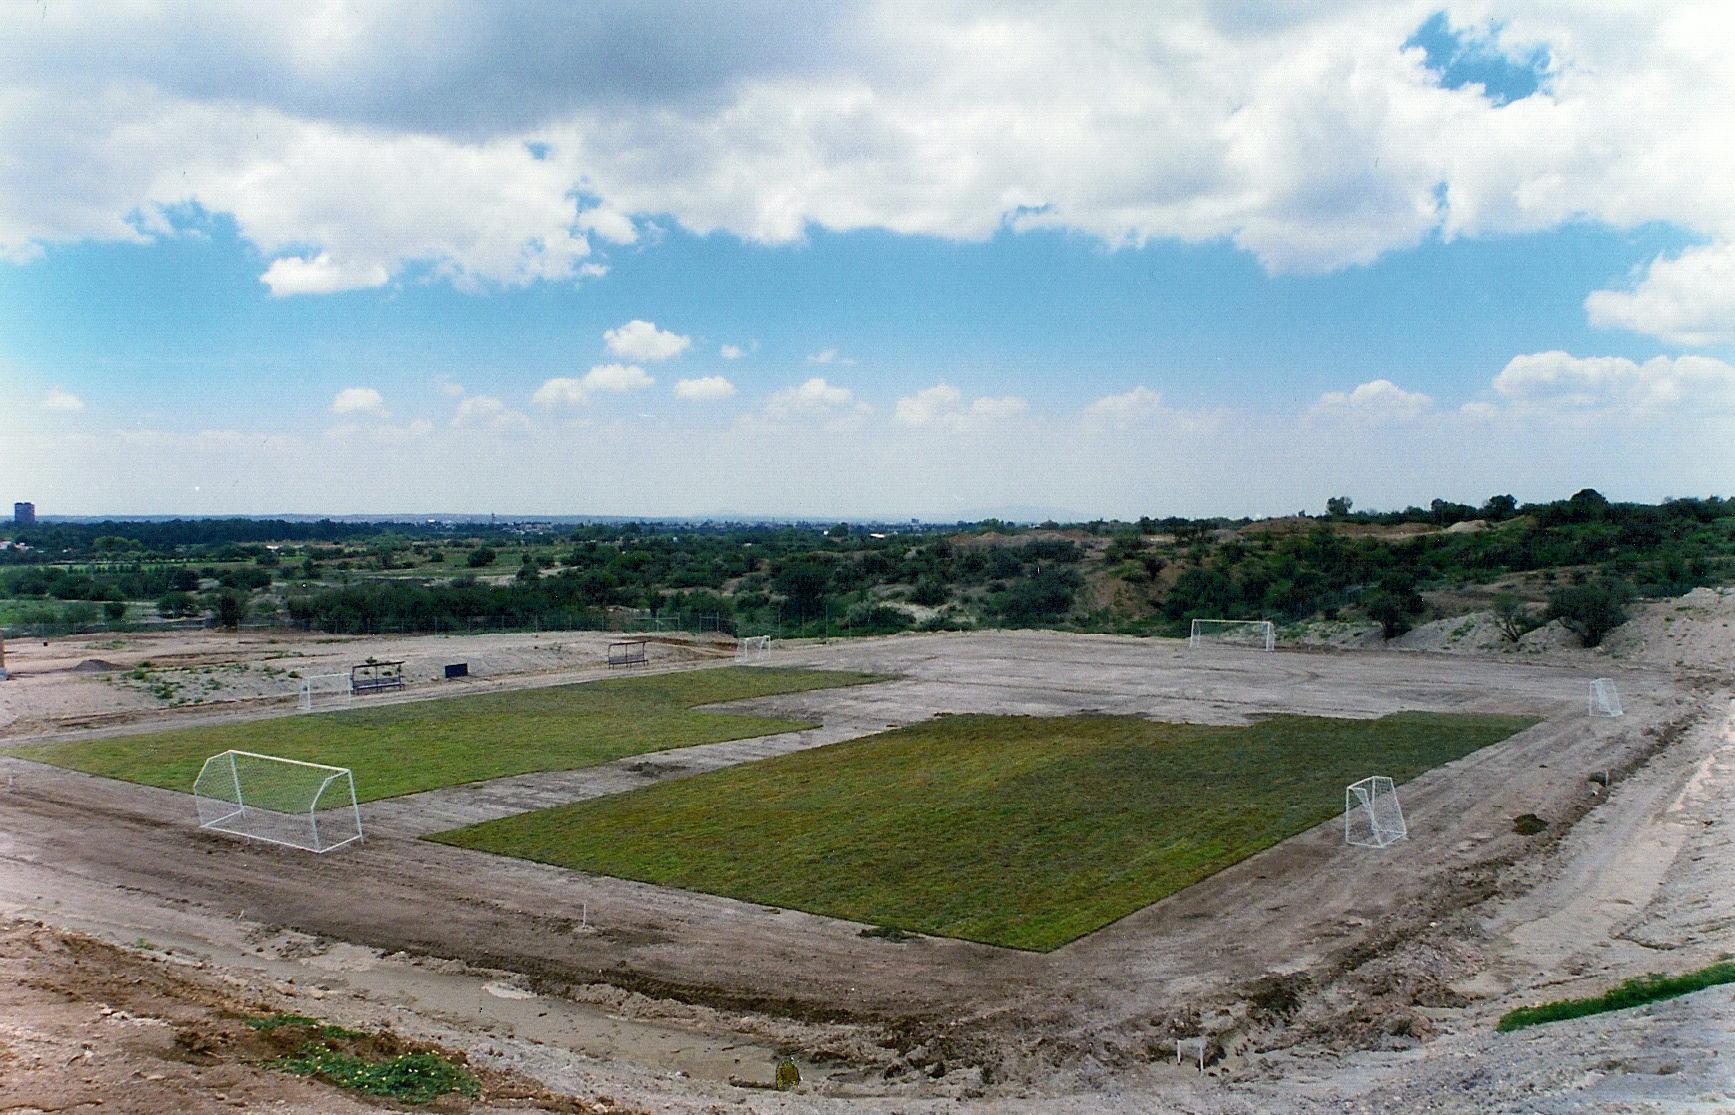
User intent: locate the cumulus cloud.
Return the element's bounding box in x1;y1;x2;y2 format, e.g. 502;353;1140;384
1082;386;1167;425
1585;242;1735;346
330;386;388;417
893;384;1028;432
451;394;532;433
41;387;85;411
532;364;655;407
605;319;690;361
2;4;1732;289
720;344;745;360
806;348;854;365
1486;351;1735;414
763;377;868;424
264;253;390;296
1307;379;1433;422
674;376;736;401
577;205;637;245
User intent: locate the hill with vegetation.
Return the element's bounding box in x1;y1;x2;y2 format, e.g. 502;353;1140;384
3;489;1732;647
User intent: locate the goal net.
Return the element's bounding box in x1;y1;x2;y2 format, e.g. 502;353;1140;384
298;673;353;713
1588;678;1623;717
1188;618;1275;651
193;750;363;853
1345;776;1407;848
736;634;772;660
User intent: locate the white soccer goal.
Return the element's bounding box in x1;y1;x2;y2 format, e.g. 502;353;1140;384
298;673;353;713
736;635;772;660
1188;618;1275;651
194;750;363;853
1345;776;1407;848
1588;678;1623;717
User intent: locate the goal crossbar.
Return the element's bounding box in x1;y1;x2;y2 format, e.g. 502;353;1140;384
194;749;363;853
1188;618;1275;651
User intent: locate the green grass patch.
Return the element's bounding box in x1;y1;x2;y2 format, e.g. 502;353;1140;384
1497;961;1735;1032
269;1049;480;1103
433;711;1536;951
21;667;885;802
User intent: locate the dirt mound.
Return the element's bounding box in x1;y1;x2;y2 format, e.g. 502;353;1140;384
72;658;124;672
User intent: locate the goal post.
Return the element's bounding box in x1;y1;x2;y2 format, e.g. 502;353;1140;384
1345;776;1406;848
1188;618;1276;651
736;634;772;660
1588;678;1623;717
193;750;363;853
298;673;353;713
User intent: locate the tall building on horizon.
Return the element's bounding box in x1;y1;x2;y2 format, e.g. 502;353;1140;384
13;502;35;526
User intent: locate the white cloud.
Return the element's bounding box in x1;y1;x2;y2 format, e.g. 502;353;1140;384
532;364;655;407
763;377;869;425
330;386;388;417
1488;351;1735;414
263;252;389;296
674;376;736;401
1082;386;1166;426
450;394;532;433
604;320;689;361
41;387;85;411
1307;379;1432;422
720;344;744;360
577;205;636;245
4;5;1734;284
439;382;466;397
1585;241;1735;346
893;384;1028;432
806;348;854;366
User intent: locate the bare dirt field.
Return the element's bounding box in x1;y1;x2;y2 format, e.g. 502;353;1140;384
3;597;1735;1113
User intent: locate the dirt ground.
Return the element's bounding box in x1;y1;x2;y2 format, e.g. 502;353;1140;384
2;596;1734;1113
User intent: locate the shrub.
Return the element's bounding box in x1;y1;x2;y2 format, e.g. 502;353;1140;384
466;546;497;568
1546;578;1633;646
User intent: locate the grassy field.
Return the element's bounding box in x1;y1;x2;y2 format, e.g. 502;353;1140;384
433;711;1537;951
23;667;886;802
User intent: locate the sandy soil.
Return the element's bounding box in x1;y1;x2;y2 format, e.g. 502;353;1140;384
2;603;1734;1113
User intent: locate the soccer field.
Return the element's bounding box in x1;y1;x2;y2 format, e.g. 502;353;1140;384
23;667;887;802
432;710;1538;951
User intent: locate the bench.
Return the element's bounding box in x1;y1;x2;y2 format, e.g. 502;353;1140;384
608;640;649;668
350;661;407;694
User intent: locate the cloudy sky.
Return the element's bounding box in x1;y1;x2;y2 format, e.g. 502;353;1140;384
2;1;1732;520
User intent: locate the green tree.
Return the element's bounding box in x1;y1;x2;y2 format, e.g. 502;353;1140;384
466;546;497;568
1325;496;1353;518
1363;590;1418;639
211;590;248;630
156;591;198;618
1547;579;1632;647
1491;592;1536;642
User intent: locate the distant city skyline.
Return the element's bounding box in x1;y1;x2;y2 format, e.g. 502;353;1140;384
3;4;1731;520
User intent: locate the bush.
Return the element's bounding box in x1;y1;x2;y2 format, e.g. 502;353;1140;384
466;546;497;568
1546;578;1632;646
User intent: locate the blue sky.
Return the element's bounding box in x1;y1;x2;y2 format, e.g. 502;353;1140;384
2;3;1732;520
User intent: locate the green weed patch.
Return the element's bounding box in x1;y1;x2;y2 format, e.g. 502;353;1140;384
22;667;886;802
434;711;1535;951
269;1049;480;1103
1497;961;1735;1032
